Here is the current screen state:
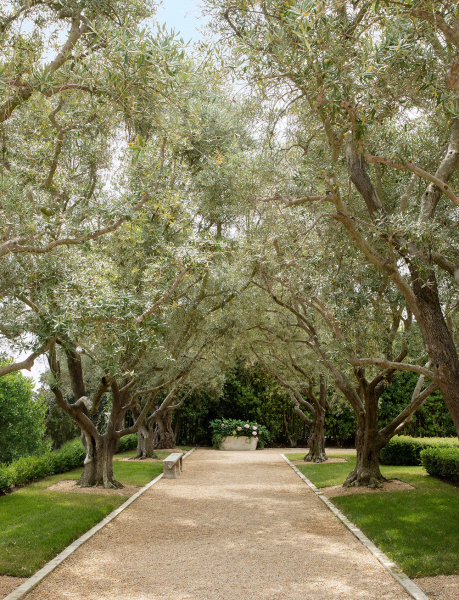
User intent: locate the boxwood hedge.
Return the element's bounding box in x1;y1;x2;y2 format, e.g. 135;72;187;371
421;447;459;483
379;436;459;466
0;433;138;493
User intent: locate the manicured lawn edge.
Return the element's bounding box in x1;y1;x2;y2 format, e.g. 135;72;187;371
280;454;429;600
4;448;196;600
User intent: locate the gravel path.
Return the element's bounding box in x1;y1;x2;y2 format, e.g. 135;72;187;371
0;577;26;598
417;575;459;599
24;449;412;600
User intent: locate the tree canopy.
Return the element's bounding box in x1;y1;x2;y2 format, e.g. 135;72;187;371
2;0;459;487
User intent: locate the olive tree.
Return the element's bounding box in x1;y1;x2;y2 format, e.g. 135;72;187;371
0;0;193;375
226;192;437;485
205;0;459;437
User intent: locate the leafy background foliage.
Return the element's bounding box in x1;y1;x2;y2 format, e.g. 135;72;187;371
0;367;49;464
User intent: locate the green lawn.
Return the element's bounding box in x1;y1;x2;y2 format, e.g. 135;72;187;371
0;460;164;577
110;460;164;486
287;453;459;578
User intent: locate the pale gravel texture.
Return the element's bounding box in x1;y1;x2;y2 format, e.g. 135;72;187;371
23;448;413;600
417;575;459;599
0;578;26;598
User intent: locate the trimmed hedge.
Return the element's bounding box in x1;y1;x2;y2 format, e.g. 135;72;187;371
117;433;138;454
0;433;138;493
379;436;459;466
421;447;459;482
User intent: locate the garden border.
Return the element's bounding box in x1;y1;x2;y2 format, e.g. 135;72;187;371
281;454;429;600
3;448;196;600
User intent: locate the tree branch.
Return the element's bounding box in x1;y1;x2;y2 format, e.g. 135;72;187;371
365;152;459;210
134;267;190;323
349;356;436;380
0;342;51;377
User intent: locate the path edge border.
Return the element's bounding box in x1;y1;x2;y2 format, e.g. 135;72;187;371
280;454;429;600
4;447;196;600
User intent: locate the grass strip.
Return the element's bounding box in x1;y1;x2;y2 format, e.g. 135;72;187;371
0;461;163;577
289;453;459;578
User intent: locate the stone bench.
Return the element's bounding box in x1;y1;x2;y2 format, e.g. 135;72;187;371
163;452;183;479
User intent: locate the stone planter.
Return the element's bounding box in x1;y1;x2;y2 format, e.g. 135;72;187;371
219;436;258;451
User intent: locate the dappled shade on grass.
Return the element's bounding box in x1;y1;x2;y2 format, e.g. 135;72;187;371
111;461;163;486
294;454;459;577
0;461;164;577
0;475;123;577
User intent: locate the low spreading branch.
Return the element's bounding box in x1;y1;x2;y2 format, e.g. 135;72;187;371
349;356;436;380
365;153;459;209
0;342;51;377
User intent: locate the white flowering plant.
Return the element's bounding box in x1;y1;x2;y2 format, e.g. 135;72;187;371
209;418;270;449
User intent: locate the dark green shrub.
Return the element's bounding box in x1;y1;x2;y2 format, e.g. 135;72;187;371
324;399;356;446
117;434;138;453
380;436;459;466
0;434;139;493
0;464;16;491
51;439;85;473
421;447;459;482
379;372;456;438
12;455;53;486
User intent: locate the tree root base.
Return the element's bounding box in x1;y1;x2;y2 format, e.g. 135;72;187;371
343;473;389;489
304;452;328;463
76;478;124;490
133;453;159;460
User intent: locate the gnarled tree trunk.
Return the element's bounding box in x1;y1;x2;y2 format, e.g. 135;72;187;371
152;409;176;449
409;265;459;435
78;430;122;489
136;421;159;459
343;409;386;488
304;405;327;463
346;138;459;439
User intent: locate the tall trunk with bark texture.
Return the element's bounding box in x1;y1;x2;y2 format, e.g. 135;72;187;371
410;266;459;435
136;420;159;459
78;431;122;488
345;139;459;438
152;409;176;449
304;405;327;463
343;395;386;488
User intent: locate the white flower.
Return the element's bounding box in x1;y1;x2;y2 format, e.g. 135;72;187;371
252;426;257;430
233;430;237;435
244;424;250;429
221;424;225;428
237;426;242;431
252;431;257;436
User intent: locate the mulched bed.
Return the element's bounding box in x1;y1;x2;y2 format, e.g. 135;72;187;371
45;480;140;497
321;479;415;498
291;458;348;465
